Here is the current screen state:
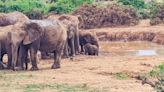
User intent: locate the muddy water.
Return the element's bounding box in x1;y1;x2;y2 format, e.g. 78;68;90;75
100;41;164;56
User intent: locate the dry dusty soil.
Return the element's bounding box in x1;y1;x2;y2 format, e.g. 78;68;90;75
0;20;164;92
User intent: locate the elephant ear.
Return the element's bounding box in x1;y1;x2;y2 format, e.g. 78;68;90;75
76;15;83;28
23;22;42;45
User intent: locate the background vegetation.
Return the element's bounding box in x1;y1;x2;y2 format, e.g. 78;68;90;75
0;0;163;24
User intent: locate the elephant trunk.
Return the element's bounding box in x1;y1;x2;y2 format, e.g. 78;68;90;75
11;43;19;70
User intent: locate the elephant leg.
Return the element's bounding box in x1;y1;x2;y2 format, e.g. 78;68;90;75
0;54;5;70
0;44;3;69
68;39;75;57
74;31;80;55
51;51;61;69
80;44;85;54
41;51;49;59
7;51;12;69
25;53;30;70
51;42;65;69
29;48;38;71
63;42;69;58
15;44;28;70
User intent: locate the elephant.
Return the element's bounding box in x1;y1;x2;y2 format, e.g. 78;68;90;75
48;14;83;56
84;43;99;56
63;23;77;58
0;25;13;69
8;19;67;70
40;23;76;59
79;30;99;54
0;12;29;69
0;11;29;26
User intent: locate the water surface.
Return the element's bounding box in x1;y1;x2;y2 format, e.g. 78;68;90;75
100;41;164;57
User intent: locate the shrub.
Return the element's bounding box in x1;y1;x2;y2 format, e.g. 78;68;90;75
150;3;164;25
49;0;93;14
138;9;150;19
118;0;146;10
0;0;50;19
73;4;139;29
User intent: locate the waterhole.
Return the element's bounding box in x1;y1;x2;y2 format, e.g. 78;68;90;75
100;41;164;57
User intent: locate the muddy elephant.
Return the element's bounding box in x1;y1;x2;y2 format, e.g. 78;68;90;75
48;14;83;56
40;22;76;59
0;11;29;26
0;12;29;70
84;43;99;56
8;19;67;70
0;25;13;69
79;31;99;53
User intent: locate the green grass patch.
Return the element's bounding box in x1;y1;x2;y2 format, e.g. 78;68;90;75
24;83;106;92
113;72;130;80
148;63;164;78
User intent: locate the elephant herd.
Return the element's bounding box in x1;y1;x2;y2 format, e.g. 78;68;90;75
0;11;99;71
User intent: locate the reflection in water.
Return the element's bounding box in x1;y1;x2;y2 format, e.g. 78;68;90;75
137;50;156;56
100;41;164;56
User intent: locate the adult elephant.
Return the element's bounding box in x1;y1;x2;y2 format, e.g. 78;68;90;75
79;30;99;53
0;25;13;69
48;14;83;56
8;19;67;70
0;11;29;26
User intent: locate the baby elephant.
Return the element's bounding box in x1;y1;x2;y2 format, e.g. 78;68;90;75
84;43;99;56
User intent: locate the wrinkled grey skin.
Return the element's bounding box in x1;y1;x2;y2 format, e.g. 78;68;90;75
9;19;67;70
0;11;29;26
84;43;99;56
79;31;99;53
63;24;77;58
0;25;13;69
48;15;83;57
0;12;29;70
40;23;76;59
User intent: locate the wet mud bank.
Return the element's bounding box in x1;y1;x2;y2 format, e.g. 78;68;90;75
95;27;164;45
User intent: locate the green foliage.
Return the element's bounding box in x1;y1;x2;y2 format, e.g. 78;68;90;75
148;63;164;78
149;2;164;25
49;0;94;14
146;63;164;92
24;83;106;92
0;0;50;13
114;72;129;80
0;0;50;19
118;0;146;10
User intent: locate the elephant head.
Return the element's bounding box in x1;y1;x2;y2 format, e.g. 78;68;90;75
84;32;99;47
67;24;76;39
8;21;43;70
0;11;29;26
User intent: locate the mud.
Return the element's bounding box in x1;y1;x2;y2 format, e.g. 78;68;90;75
87;23;164;46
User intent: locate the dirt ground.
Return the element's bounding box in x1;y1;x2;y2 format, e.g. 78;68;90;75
1;20;164;92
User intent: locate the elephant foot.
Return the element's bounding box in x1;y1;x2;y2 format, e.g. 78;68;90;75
51;64;60;69
70;57;74;61
75;52;79;55
7;66;13;70
0;62;7;70
80;51;85;55
14;67;24;71
30;66;39;71
62;55;69;58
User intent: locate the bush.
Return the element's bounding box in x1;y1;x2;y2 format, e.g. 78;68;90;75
73;4;139;29
147;63;164;92
150;3;164;25
49;0;93;14
0;0;50;19
138;9;150;19
118;0;146;10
